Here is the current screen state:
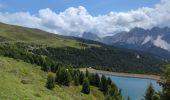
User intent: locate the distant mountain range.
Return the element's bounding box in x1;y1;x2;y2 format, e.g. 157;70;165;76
82;32;101;41
82;27;170;59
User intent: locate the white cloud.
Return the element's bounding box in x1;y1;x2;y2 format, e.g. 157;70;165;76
0;12;41;28
0;0;170;37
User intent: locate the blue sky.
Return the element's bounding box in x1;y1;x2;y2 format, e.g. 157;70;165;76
0;0;160;15
0;0;169;37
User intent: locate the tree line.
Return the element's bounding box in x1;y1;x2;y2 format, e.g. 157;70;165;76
46;65;124;100
0;42;167;74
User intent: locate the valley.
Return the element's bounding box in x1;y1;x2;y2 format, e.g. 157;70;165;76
1;0;170;100
0;22;169;100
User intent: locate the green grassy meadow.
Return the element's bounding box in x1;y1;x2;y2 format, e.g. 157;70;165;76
0;56;104;100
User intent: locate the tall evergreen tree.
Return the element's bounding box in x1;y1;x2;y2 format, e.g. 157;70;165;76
85;69;90;78
55;65;62;82
107;77;112;86
56;62;63;70
143;83;156;100
152;94;160;100
106;83;122;99
69;68;74;78
56;68;72;86
74;75;80;86
79;72;85;85
46;74;55;90
81;78;90;94
127;96;130;100
100;75;107;93
51;62;57;73
42;62;50;72
160;65;170;100
63;69;72;86
89;73;95;86
94;73;100;87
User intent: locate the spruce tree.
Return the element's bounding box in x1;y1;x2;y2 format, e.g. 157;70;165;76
100;75;107;92
89;73;95;86
56;62;63;70
46;74;55;90
160;65;170;100
79;72;85;85
143;83;155;100
107;77;112;86
127;96;130;100
74;75;80;86
69;68;74;78
55;65;62;82
85;69;90;78
152;94;160;100
81;78;90;94
94;73;100;87
105;95;113;100
105;84;124;100
60;69;72;86
42;62;50;72
51;62;57;73
56;68;71;86
64;69;72;86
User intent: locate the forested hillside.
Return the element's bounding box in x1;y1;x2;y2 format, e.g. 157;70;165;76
0;21;169;100
0;22;167;74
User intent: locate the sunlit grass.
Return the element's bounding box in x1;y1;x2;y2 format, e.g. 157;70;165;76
0;56;104;100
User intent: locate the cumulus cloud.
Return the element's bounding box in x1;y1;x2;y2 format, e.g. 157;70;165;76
0;0;170;37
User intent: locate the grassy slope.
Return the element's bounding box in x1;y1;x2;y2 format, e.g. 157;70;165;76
0;22;99;48
0;56;104;100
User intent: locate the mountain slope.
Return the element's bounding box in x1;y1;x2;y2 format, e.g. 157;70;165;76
0;57;104;100
0;22;99;48
102;27;170;59
82;32;101;41
0;22;167;74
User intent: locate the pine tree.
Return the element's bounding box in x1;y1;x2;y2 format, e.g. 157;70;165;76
107;77;112;86
143;83;156;100
160;65;170;100
46;74;55;90
74;75;80;86
42;62;50;72
100;75;107;93
63;69;72;86
81;78;90;94
89;73;95;86
105;84;124;100
56;67;71;86
94;73;100;87
56;62;63;70
79;72;85;85
152;94;160;100
85;69;90;78
55;65;62;82
69;68;74;78
105;95;113;100
127;96;130;100
51;62;57;73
